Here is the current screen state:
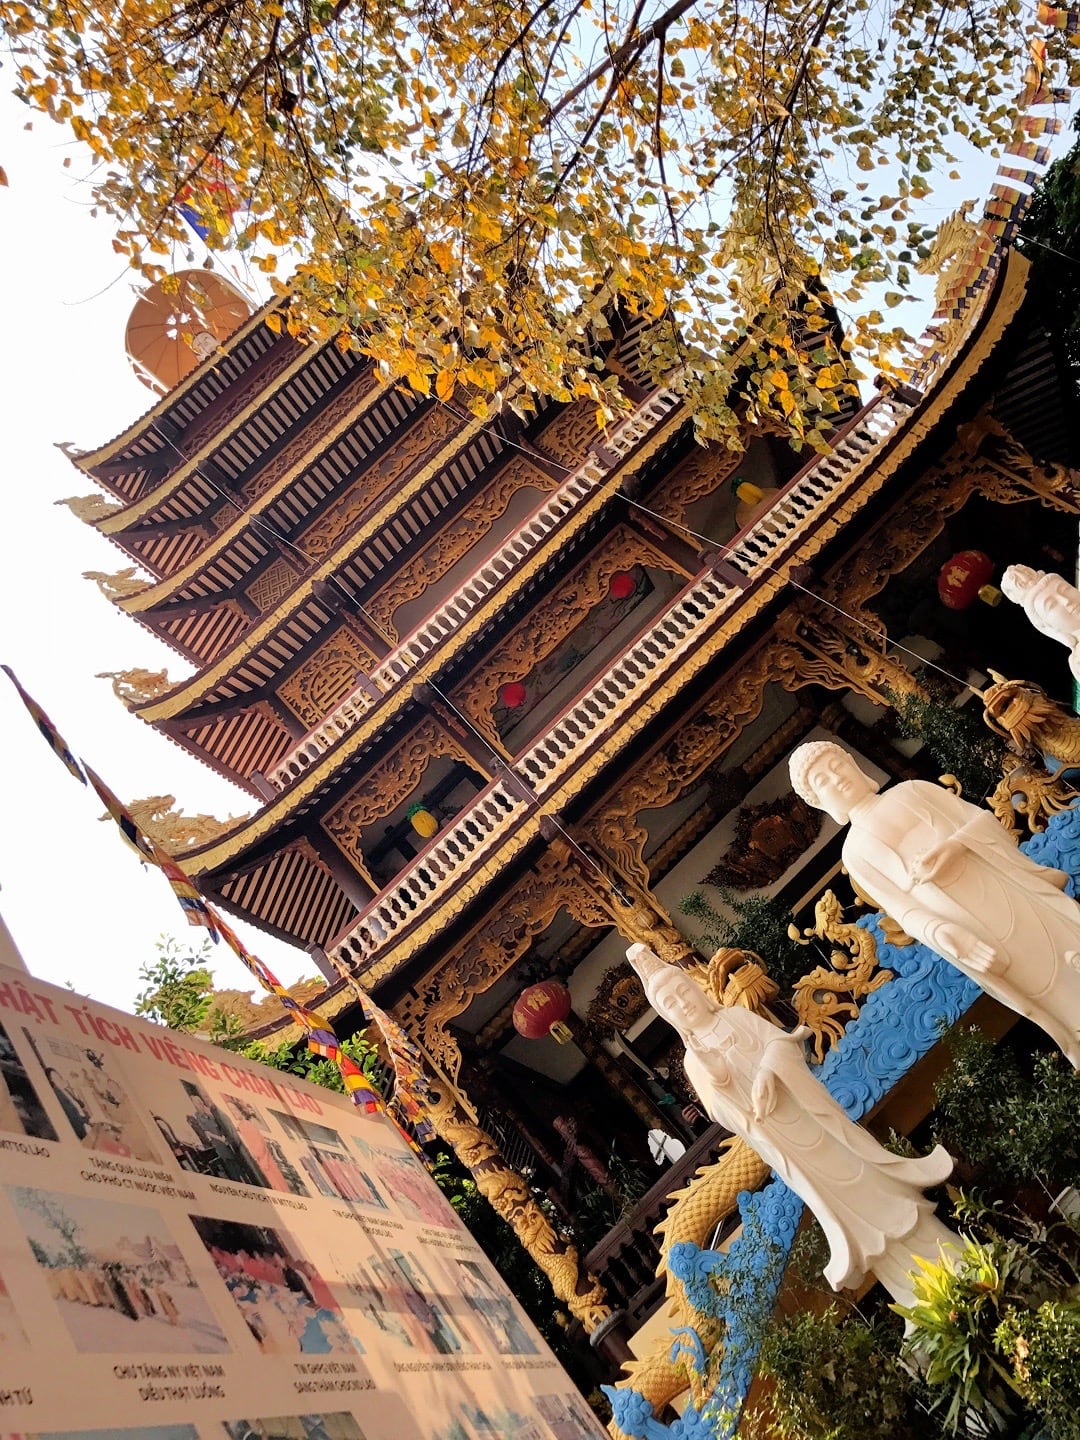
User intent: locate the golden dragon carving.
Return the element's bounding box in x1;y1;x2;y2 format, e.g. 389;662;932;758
982;674;1080;837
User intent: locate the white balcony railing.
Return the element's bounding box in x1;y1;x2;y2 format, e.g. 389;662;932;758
267;384;683;789
326;390;914;972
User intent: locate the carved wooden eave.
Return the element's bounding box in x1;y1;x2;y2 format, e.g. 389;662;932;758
128;396;690;735
71;300;286;485
112;393;493;625
88;337;362;544
139;460;614;783
163;406;691;864
109;374;391;603
87;354;385;586
209;250;1032;984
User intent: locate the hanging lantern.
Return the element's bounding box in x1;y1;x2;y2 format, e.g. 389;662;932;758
500;681;527;709
938;550;1002;610
512;980;573;1043
407;802;439;839
609;570;636;600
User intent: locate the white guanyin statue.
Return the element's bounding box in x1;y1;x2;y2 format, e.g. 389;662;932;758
1001;564;1080;685
627;943;955;1309
789;740;1080;1067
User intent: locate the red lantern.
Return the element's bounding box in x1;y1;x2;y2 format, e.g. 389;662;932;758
500;681;527;709
609;570;636;600
937;550;1001;610
512;980;573;1043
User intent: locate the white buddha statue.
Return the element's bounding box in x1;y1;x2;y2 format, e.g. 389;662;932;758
1001;565;1080;685
789;740;1080;1067
628;944;955;1309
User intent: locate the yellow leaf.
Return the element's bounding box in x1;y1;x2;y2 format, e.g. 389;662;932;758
430;239;455;273
435;369;456;401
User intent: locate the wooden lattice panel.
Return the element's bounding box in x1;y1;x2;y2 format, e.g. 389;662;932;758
245;556;298;613
278;627;380;729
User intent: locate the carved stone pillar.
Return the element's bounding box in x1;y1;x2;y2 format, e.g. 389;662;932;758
423;1086;612;1333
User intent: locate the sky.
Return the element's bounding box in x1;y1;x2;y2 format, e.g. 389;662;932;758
0;74;1073;1017
0;88;310;1011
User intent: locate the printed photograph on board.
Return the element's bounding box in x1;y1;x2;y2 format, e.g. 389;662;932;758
219;1415;366;1439
368;1250;471;1356
270;1111;387;1208
449;1258;537;1355
436;1406;545;1440
333;1255;409;1344
0;1268;27;1349
190;1215;362;1356
150;1080;300;1191
22;1029;159;1161
9;1185;228;1354
0;1022;58;1141
534;1394;609;1440
11;1427;200;1439
352;1136;455;1228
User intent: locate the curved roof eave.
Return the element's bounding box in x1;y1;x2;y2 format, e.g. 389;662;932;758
113;374;392;615
74;299;281;472
94;336;336;535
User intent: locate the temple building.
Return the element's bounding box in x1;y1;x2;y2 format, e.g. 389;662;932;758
64;233;1080;1386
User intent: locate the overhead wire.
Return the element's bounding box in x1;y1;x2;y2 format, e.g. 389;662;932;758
133;346;983;919
136;390;639;905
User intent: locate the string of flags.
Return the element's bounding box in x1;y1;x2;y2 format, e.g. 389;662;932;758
2;665;434;1145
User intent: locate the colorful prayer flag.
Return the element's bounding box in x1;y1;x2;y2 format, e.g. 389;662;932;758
85;766;156;861
149;842;221;942
1003;140;1052;165
8;670;425;1141
2;666;86;784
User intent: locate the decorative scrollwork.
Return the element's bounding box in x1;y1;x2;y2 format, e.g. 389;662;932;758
97;668;172;706
56;493;123;524
83;567;148;600
120;794;248;851
789;889;893;1062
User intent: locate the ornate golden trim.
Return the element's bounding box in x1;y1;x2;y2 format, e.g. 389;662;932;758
396;849;692;1081
98;338;338;534
151;402;689;827
335;252;1033;986
456;524;687;732
366;455;556;641
192;252;1026;894
135;408;495;720
298;406;460;561
278;629;380;728
581;637;783;887
321;716;474;871
73;305;279;473
112;369;387;605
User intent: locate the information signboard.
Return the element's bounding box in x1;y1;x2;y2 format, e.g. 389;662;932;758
0;965;605;1440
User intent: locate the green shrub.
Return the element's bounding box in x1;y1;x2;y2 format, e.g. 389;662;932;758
759;1304;943;1440
680;888;807;994
933;1026;1080;1190
997;1301;1080;1440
